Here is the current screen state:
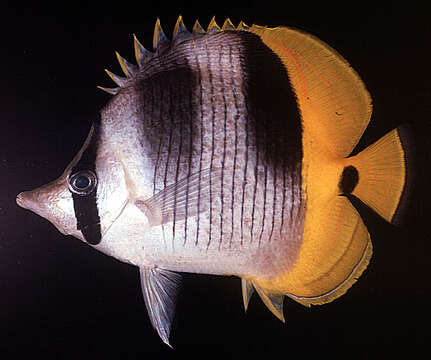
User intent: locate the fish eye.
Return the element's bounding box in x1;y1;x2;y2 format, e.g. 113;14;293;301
67;170;97;196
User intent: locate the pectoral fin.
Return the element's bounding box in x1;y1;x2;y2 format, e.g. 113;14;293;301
139;266;182;347
135;168;222;226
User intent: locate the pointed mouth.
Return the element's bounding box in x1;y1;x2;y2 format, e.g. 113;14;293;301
16;191;36;212
16;190;51;225
16;192;24;207
16;189;70;236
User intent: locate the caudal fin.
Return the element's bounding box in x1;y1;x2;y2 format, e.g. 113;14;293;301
348;126;411;224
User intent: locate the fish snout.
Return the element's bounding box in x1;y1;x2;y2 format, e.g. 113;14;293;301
16;179;77;236
16;190;40;211
16;187;55;218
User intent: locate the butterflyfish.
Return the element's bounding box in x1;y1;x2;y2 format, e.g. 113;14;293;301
16;16;410;346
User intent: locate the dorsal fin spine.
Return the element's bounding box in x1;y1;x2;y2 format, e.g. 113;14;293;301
237;21;250;31
172;15;192;45
173;15;187;37
104;68;127;87
133;34;153;68
115;51;137;77
222;18;235;30
96;85;120;95
193;19;205;34
153;18;169;51
98;16;252;96
207;16;221;32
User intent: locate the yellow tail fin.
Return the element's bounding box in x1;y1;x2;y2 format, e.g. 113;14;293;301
348;127;410;224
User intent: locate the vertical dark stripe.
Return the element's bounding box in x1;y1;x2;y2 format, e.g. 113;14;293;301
173;61;184;245
219;45;227;249
280;158;286;236
164;83;174;243
268;115;277;243
268;166;277;243
296;165;303;226
289;170;295;228
240;68;249;246
153;84;162;195
259;124;268;246
184;58;193;246
230;46;238;248
250;141;258;243
240;31;303;245
70;122;102;245
194;50;204;246
207;44;216;249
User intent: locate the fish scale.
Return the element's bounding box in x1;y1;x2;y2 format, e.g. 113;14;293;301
16;16;410;347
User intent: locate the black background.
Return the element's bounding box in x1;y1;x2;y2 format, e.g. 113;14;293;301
1;1;430;358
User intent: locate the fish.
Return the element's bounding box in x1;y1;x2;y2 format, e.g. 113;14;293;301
16;16;410;346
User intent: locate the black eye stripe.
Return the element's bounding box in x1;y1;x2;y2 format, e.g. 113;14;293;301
70;121;102;245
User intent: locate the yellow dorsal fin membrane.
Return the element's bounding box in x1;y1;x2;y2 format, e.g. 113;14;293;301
248;25;372;158
348;127;410;224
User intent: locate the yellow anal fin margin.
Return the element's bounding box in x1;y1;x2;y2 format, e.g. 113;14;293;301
286;240;372;307
287;196;371;305
252;196;371;306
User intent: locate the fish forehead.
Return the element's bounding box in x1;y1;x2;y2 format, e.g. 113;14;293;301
97;28;304;275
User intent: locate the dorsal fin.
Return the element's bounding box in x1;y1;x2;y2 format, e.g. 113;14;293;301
115;52;137;77
153;18;170;53
133;34;154;68
104;68;127;87
173;15;192;44
98;16;252;95
207;16;221;32
237;21;249;31
193;19;205;34
222;18;235;31
248;25;372;157
96;86;120;95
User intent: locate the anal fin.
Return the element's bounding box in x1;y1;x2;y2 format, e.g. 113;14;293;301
241;278;255;312
254;285;285;322
286;240;372;307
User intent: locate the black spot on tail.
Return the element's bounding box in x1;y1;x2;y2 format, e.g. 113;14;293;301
339;166;359;194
